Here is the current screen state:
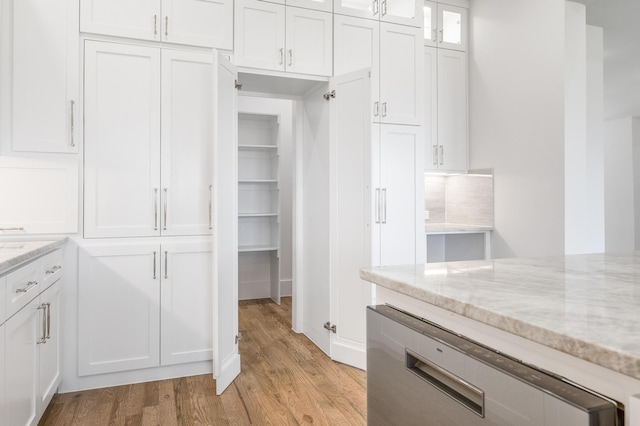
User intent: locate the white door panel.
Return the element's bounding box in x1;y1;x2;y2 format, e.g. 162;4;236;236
234;0;285;71
37;281;61;415
285;8;332;76
80;0;160;41
212;53;240;395
424;46;438;170
438;49;467;171
161;0;233;48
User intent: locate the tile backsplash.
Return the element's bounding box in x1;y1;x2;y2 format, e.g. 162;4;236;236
424;171;494;227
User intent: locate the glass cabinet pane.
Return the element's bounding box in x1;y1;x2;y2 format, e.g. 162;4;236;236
442;9;461;45
423;1;436;45
437;3;467;51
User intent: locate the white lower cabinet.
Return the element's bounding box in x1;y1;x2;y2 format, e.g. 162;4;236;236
4;260;62;426
78;240;212;376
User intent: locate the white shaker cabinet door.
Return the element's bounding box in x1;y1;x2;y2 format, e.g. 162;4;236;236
84;41;161;239
0;324;4;425
437;48;467;171
160;241;213;365
379;23;423;125
333;0;377;21
234;0;286;72
37;281;61;416
437;3;467;52
424;46;439;171
80;0;161;41
161;0;233;48
333;15;380;118
7;0;79;153
5;298;39;426
78;243;161;376
288;0;332;13
161;50;213;236
285;7;332;76
382;0;422;27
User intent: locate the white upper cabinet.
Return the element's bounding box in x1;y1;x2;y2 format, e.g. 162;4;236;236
287;0;332;13
378;23;423;125
234;0;332;76
84;41;213;238
334;0;422;28
80;0;232;49
423;1;467;51
1;0;79;154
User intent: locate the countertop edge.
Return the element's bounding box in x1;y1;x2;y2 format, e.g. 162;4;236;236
0;238;68;276
359;267;640;381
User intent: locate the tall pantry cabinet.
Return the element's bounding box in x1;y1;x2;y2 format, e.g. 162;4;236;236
79;39;218;375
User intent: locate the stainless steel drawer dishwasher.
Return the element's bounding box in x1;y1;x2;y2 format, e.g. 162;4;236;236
367;305;618;426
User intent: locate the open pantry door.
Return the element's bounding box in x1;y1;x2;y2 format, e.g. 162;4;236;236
212;52;240;395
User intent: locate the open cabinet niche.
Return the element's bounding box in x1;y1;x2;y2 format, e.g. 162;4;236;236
237;97;293;303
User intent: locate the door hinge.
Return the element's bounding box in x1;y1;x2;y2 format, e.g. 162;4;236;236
323;321;337;333
323;90;335;101
235;332;243;344
235;80;242;90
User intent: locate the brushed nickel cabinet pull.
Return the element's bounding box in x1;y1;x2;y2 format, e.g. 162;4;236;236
382;102;387;117
432;28;437;43
70;100;75;147
163;188;168;231
165;16;169;36
373;101;379;117
153;251;157;280
279;48;284;65
154;188;159;230
381;0;387;16
381;188;387;224
45;303;51;340
16;280;38;293
208;184;213;230
439;145;444;166
0;227;25;231
373;0;379;15
38;304;47;344
432;145;438;166
46;265;62;275
439;29;443;43
288;49;293;66
164;251;168;279
154;15;158;35
375;188;380;224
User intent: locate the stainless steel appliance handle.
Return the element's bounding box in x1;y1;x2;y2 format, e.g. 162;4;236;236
406;349;484;416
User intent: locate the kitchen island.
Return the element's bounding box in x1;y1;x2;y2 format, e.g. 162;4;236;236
361;252;640;425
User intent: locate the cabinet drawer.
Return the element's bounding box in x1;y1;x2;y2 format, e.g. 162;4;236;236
6;261;40;319
40;249;64;290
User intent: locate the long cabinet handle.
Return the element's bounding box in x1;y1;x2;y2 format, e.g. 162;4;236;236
153;251;157;280
154;15;158;35
0;227;25;231
165;16;169;36
381;102;387;117
163;188;168;231
381;188;387;224
45;303;51;340
70;100;75;147
288;49;293;66
209;184;213;230
373;0;379;15
373;101;379;117
375;188;380;224
381;0;387;16
432;145;438;166
46;265;62;275
279;48;284;65
37;305;47;344
154;188;159;230
432;28;437;43
164;251;168;279
16;280;38;294
439;145;444;166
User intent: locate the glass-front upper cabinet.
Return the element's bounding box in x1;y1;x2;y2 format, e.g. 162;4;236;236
423;1;467;51
335;0;423;28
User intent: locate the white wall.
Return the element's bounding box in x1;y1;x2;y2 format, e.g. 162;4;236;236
469;0;566;258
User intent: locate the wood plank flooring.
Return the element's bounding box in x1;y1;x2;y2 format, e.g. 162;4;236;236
39;297;367;425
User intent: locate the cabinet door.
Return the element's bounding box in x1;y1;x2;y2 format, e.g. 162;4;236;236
84;41;161;238
379;23;423;125
285;7;332;76
8;0;79;153
37;281;61;415
78;243;161;375
160;241;213;365
423;0;437;46
379;125;420;266
0;324;4;426
161;0;233;48
333;15;380;119
424;46;439;171
288;0;332;13
5;298;39;426
437;3;467;52
161;50;213;236
333;0;378;21
382;0;422;27
80;0;161;41
234;0;286;71
437;49;467;171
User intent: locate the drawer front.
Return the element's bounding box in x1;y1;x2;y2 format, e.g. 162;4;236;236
6;261;40;319
41;249;64;290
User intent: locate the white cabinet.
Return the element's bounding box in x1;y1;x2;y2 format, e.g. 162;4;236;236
80;0;233;49
372;124;422;266
78;241;212;375
3;250;64;426
288;0;332;12
424;47;468;171
0;0;79;154
423;1;467;51
334;0;422;27
84;41;213;238
334;17;422;125
234;0;333;76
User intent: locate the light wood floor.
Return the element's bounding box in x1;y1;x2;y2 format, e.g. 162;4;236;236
39;297;367;425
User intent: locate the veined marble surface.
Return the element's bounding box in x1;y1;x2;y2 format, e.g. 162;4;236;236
0;238;67;275
360;252;640;380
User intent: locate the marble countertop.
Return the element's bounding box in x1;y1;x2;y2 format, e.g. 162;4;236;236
0;238;67;275
360;252;640;380
425;223;493;234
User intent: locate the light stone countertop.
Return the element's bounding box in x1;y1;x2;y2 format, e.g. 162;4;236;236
360;252;640;380
0;238;67;276
425;223;494;234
